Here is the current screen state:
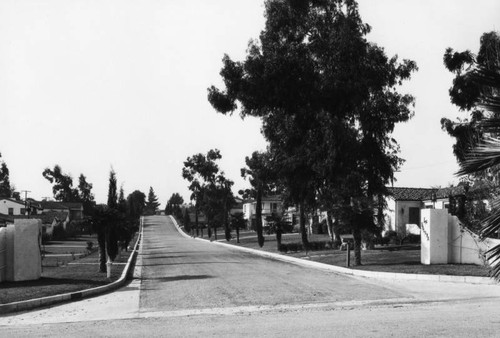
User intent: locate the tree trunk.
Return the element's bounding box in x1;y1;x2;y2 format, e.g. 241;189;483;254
98;230;106;273
213;225;217;240
236;226;240;243
299;201;309;250
224;195;231;241
326;211;334;244
276;224;282;251
195;207;199;237
353;226;362;266
333;219;342;248
256;186;264;247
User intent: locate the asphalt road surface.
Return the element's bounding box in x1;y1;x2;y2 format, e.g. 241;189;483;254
2;215;500;337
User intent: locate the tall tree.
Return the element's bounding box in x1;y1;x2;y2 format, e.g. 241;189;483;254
182;149;234;239
166;192;184;219
444;32;500;279
145;186;160;214
208;0;416;263
240;150;277;247
127;190;146;219
78;174;95;215
0;153;12;198
118;185;127;214
441;31;500;232
42;165;80;202
107;169;118;209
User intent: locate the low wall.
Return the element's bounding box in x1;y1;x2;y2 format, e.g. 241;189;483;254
0;219;42;282
421;209;500;266
448;214;500;265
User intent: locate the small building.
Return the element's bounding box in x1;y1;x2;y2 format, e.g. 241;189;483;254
242;195;283;230
385;187;460;235
39;201;84;221
0;198;30;216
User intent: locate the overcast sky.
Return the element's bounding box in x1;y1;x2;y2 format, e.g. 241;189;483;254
0;0;499;206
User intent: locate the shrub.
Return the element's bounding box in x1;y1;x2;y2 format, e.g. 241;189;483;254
52;224;67;241
86;240;94;251
41;233;52;244
65;221;79;238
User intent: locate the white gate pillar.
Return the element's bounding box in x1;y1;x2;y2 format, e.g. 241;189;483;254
421;209;448;265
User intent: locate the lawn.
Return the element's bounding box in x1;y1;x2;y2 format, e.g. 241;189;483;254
195;229;491;277
0;234;136;305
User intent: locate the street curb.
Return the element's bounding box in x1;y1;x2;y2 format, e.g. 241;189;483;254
170;216;497;286
0;221;144;316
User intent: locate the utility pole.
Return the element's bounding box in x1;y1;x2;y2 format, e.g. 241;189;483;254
21;190;31;217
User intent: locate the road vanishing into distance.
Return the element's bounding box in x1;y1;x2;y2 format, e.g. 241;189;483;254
2;215;500;337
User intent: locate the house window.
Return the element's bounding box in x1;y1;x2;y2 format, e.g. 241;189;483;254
20;208;26;215
409;207;420;225
271;203;278;212
8;208;14;215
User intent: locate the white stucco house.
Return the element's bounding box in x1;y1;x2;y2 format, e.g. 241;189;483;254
242;195;283;230
385;187;457;235
0;198;29;216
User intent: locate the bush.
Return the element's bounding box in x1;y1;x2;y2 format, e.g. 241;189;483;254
278;240;333;253
65;221;79;238
86;240;94;251
52;224;67;241
41;233;52;244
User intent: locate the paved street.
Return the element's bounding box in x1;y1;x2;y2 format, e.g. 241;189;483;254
2;215;500;337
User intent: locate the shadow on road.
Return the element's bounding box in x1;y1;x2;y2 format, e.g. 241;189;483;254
142;275;214;282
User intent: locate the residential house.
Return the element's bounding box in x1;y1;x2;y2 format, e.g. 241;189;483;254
13;211;70;235
230;197;244;216
385;187;457;235
242;195;283;230
0;198;36;216
39;201;84;221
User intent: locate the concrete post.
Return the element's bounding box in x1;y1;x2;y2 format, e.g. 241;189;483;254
421;209;448;265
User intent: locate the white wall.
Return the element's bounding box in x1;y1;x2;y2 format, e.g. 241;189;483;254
0;228;6;282
448;215;500;265
1;219;42;282
421;209;449;264
0;199;25;215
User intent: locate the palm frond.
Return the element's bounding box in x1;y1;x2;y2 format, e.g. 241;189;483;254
486;244;500;281
479;197;500;238
457;137;500;176
479;117;500;133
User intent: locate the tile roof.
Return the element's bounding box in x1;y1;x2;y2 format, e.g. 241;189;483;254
387;187;437;201
388;186;472;201
12;211;69;224
39;201;83;210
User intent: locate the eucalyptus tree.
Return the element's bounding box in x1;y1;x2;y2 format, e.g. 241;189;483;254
209;0;416;263
182;149;234;239
43;165;80;202
240;150;278;247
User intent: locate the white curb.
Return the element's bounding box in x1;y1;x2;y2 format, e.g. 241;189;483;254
169;216;497;285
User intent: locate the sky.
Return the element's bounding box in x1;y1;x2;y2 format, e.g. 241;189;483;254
0;0;499;206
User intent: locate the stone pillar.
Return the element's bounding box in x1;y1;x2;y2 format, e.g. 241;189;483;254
10;219;42;281
421;209;448;265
